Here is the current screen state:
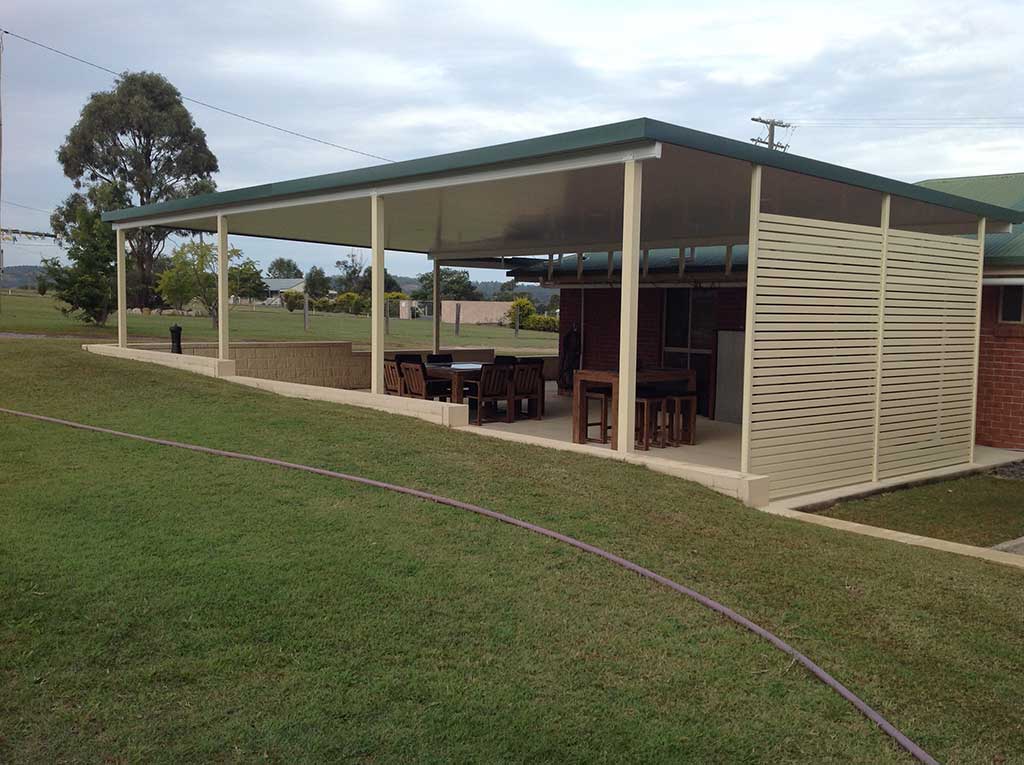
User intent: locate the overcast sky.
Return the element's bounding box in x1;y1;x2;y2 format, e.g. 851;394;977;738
2;0;1022;278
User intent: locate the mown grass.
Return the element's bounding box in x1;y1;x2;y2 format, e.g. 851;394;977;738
1;339;1023;763
821;474;1024;547
0;291;557;352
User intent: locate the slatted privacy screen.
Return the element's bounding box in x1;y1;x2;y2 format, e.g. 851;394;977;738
747;213;981;500
749;214;883;498
877;229;981;479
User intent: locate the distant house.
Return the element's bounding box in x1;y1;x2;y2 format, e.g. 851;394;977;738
917;172;1024;450
263;278;305;305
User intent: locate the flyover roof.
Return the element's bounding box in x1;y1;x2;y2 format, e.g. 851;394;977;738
104;118;1024;229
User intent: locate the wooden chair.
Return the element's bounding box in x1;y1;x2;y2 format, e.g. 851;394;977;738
427;353;453;364
464;364;513;425
511;361;544;420
394;353;423;367
494;355;517;365
400;362;452;401
383;360;404;396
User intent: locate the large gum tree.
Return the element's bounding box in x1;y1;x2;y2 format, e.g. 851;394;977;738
55;72;219;307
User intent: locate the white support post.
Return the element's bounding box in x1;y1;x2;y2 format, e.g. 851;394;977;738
116;228;127;348
616;159;643;452
970;216;987;463
432;258;441;355
739;164;762;473
871;194;891;481
370;194;385;394
217;214;230;360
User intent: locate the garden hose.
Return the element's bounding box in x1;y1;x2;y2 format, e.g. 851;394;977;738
0;406;939;765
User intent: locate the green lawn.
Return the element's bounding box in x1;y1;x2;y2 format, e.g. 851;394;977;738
821;474;1024;547
2;339;1023;763
0;291;557;352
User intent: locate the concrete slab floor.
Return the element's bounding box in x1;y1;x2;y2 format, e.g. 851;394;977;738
479;382;742;472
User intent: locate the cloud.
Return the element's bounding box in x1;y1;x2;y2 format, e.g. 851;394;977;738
3;0;1022;275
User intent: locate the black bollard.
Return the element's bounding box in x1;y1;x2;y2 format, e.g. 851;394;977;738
170;324;183;354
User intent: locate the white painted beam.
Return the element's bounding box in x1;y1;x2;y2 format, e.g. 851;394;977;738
970;216;986;463
116;228;127;348
739;164;762;474
217;214;230;361
871;194;891;481
432;258;441;355
616;159;643;453
370;194;385;394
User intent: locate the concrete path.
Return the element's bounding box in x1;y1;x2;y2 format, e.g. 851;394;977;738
993;535;1024;555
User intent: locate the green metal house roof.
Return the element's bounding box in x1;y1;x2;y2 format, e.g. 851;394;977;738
917;172;1024;212
103;118;1024;226
917;172;1024;268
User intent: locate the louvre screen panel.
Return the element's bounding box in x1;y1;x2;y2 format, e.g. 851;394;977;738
749;213;882;499
876;229;981;479
746;214;981;500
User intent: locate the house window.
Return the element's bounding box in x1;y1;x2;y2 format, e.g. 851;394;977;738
1000;286;1024;323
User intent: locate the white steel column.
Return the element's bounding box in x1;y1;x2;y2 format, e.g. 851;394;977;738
970;216;987;463
739;164;762;473
116;228;127;348
615;159;643;452
432;258;441;355
371;194;385;394
217;214;230;360
871;194;891;481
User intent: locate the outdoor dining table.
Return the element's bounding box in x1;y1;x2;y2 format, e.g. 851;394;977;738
425;362;483;404
572;368;697;449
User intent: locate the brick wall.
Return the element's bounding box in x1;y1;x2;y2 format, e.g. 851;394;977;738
976;285;1024;449
558;286;747;370
557;288;664;369
133;341;372;388
715;287;747;330
130;342;514;391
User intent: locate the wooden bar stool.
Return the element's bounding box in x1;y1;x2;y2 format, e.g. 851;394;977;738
585;385;612;444
635;393;667;450
666;394;697;446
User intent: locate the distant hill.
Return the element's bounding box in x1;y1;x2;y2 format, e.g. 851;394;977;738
393;275;419;293
1;265;44;290
475;280;557;305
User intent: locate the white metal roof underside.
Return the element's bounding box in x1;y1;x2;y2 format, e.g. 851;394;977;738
114;142;996;261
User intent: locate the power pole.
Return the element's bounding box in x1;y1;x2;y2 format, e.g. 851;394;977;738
750;116;791;151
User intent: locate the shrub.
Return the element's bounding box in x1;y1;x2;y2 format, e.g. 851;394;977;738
505;296;536;326
334;291;368;314
282;291;304;312
522;313;558;332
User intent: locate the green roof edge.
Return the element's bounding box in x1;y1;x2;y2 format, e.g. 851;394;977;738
102;117;1024;225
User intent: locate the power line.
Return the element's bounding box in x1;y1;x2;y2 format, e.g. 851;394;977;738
0;28;395;163
2;198;51;213
789;114;1024;130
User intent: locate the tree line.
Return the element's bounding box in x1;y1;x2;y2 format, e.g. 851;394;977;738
39;72;557;326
